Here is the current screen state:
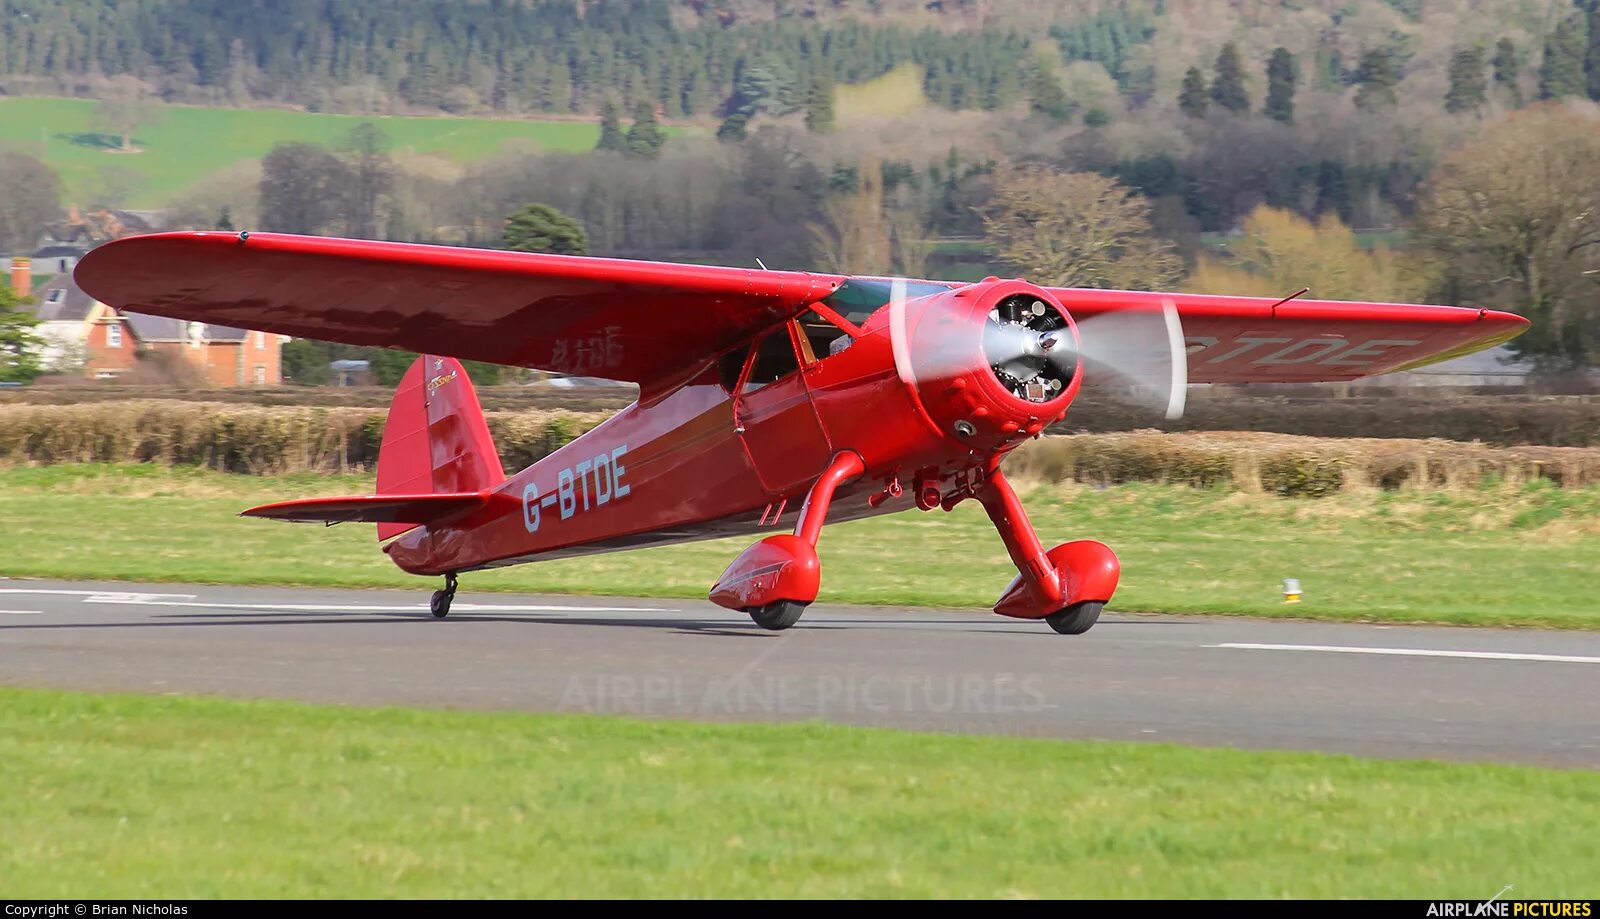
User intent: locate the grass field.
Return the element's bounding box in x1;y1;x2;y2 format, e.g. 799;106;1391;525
2;687;1595;898
3;464;1599;629
0;96;607;207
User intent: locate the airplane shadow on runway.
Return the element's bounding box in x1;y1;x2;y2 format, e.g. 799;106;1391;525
0;607;1184;637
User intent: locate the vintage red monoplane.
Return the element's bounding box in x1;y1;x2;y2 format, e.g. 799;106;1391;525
76;233;1526;632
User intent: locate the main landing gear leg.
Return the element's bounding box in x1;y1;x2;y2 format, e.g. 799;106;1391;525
977;468;1119;635
710;451;867;631
430;572;458;619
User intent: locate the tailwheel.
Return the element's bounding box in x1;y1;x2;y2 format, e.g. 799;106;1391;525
430;573;458;619
1044;601;1103;635
746;600;807;631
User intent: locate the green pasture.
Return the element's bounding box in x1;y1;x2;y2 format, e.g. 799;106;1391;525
2;687;1595;898
2;464;1597;629
0;96;605;207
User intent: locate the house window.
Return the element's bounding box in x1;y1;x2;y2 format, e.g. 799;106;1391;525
255;331;266;350
106;323;122;349
254;365;267;384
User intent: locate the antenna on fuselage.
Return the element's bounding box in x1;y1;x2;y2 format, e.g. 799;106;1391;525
755;257;769;271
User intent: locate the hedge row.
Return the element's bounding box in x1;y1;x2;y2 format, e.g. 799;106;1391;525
10;385;1600;446
1054;390;1600;447
0;402;609;475
1008;431;1600;496
7;402;1600;495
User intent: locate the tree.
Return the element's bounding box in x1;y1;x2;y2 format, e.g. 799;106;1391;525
596;98;625;152
1264;47;1296;123
0;280;43;384
93;75;159;152
1187;206;1421;302
340;123;393;238
1178;66;1208;118
804;74;835;133
1415;107;1600;367
1029;63;1074;121
1493;38;1522;106
258;142;349;235
1354;48;1401;109
715;112;749;143
624;101;665;158
1540;19;1588;99
981;166;1182;289
808;162;892;276
0;152;62;257
504;203;588;256
281;339;334;385
1210;43;1249;113
1445;47;1488;114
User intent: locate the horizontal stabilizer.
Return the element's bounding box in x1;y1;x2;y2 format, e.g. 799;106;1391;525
242;492;490;525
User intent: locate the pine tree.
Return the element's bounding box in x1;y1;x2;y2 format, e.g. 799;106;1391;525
1178;66;1208;118
1263;47;1296;123
804;73;835;133
1493;38;1523;106
1210;43;1249;113
624;100;665;157
1540;18;1589;99
1444;47;1488;114
1353;48;1400;109
595;98;624;152
1029;62;1073;120
716;112;748;143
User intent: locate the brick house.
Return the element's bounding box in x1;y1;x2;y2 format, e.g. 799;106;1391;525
22;268;284;385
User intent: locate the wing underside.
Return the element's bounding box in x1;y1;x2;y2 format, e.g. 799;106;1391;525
74;232;844;394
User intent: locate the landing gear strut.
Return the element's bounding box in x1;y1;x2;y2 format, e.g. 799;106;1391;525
710;451;867;631
430;572;458;619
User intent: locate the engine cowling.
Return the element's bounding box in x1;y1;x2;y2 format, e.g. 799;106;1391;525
895;278;1082;457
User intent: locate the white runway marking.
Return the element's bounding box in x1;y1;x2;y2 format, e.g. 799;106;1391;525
0;589;197;601
0;610;42;615
1211;642;1600;665
80;599;679;614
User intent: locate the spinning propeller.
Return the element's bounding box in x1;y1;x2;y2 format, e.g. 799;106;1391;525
887;277;1189;422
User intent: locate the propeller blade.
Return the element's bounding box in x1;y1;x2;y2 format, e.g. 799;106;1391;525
1067;297;1187;421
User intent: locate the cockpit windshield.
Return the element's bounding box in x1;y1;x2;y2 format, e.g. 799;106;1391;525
820;278;954;327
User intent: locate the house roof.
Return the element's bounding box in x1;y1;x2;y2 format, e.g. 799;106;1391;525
29;274;248;341
34;245;90;260
30;275;98;322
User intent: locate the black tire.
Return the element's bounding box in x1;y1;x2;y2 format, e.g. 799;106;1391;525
747;600;807;631
430;589;452;619
1044;601;1103;635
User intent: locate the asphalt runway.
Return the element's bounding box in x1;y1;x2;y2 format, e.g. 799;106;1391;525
2;577;1597;767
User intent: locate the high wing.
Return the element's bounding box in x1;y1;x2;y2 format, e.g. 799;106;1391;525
1053;289;1530;383
74;232;844;395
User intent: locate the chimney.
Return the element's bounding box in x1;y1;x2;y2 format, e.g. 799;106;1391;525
68;203;81;225
8;257;29;299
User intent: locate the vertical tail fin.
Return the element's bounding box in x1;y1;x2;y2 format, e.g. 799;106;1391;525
376;355;504;541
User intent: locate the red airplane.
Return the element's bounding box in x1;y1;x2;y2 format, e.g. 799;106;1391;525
76;232;1527;632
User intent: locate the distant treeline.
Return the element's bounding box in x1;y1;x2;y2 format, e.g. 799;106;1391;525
0;0;1056;117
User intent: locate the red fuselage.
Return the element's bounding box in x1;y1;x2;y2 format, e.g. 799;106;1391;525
385;278;1079;575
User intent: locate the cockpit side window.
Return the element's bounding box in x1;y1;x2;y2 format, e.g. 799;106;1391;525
797;310;852;360
717;345;749;393
743;328;800;391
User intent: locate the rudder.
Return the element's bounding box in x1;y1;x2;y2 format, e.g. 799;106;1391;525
376;355;504;541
